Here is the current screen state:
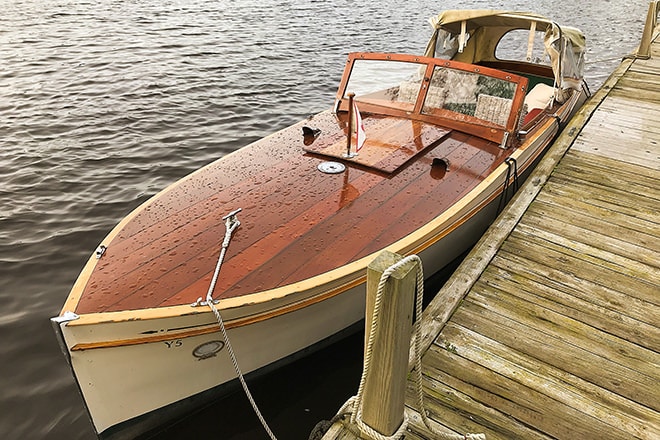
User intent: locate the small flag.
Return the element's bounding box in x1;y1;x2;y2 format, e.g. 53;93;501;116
353;100;366;152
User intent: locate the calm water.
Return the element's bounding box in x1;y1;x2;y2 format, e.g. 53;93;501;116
0;0;648;438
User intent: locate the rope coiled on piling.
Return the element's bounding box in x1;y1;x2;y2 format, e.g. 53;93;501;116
339;255;486;440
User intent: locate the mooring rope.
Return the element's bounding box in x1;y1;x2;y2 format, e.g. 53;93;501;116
339;255;485;440
205;208;279;440
346;256;419;440
497;157;519;215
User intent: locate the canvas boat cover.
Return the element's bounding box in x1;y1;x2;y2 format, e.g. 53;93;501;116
424;10;586;100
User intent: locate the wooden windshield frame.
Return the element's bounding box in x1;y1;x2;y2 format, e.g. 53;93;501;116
335;52;528;145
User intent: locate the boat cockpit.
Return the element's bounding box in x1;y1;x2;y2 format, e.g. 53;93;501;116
329;10;587;152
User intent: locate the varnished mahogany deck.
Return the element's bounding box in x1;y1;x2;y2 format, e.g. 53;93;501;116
75;111;507;314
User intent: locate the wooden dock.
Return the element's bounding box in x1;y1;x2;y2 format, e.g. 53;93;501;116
320;6;659;440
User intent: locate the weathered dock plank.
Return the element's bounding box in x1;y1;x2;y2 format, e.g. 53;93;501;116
498;230;658;316
483;261;659;352
421;333;639;440
542;162;658;212
520;203;659;280
405;374;521;440
456;285;657;406
613;73;660;101
437;323;657;438
523;203;658;268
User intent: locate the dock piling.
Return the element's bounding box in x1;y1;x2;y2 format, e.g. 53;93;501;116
359;251;418;439
637;1;659;58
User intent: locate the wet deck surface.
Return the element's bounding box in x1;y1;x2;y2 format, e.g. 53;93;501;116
75;114;505;314
322;24;659;440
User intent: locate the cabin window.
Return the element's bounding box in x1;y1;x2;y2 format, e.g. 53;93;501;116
343;59;423;111
421;66;515;126
496;29;551;65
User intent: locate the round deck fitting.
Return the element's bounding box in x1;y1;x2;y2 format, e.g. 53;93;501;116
317;161;346;174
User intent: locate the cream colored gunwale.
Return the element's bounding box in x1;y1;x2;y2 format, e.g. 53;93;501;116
69;275;366;351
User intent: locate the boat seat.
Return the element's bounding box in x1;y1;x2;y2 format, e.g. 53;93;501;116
524;82;555;111
474;94;512;126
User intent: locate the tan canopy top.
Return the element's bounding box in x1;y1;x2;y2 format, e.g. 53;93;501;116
424;10;586;95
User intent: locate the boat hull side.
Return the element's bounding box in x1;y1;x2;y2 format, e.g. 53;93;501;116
58;285;366;437
94;320;365;440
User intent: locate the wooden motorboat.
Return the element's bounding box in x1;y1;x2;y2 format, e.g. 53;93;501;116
52;10;589;439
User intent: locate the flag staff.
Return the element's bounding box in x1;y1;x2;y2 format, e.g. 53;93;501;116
344;92;357;158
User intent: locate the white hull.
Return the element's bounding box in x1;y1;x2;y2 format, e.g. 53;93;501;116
54;284;366;439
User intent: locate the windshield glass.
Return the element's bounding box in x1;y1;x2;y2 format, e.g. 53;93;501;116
342;57;519;128
336;53;527;142
343;59;424;111
422;66;516;126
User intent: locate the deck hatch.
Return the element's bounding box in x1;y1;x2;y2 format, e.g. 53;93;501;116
304;116;451;173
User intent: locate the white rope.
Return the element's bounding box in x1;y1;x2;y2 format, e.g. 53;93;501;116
341;255;486;440
205;209;278;440
348;256;417;440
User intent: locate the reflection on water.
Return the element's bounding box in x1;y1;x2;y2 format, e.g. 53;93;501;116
0;0;648;439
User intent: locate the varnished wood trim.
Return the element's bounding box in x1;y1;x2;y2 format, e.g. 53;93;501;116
479;60;554;78
70;325;221;351
69;276;365;351
341;101;507;144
